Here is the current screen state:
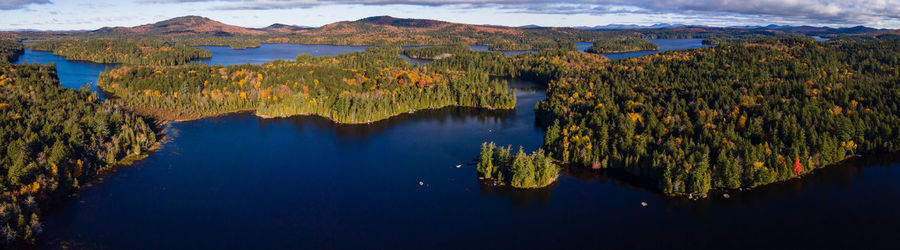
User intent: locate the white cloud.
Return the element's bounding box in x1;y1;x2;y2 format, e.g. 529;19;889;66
193;0;900;25
0;0;51;10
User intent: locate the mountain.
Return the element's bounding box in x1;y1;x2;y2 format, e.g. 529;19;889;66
306;15;525;37
62;15;896;40
260;23;312;33
355;16;450;28
93;16;267;36
574;23;886;36
518;25;545;29
576;23;687;30
785;25;880;34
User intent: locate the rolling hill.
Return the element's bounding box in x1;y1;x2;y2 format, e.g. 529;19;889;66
93;16;267;36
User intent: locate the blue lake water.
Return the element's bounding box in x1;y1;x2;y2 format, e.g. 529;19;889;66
198;43;368;66
470;45;489;51
599;38;713;60
576;41;593;52
23;40;900;249
13;49;116;93
812;36;831;42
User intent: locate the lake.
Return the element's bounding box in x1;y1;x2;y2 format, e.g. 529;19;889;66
19;40;900;249
812;36;831;42
597;38;712;60
197;43;368;66
13;49;115;93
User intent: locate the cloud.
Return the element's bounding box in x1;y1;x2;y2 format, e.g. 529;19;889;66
127;0;900;25
133;0;224;3
0;0;51;10
210;0;321;10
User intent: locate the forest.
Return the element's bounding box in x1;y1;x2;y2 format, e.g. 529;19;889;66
98;46;516;123
585;38;659;53
26;38;211;65
288;18;604;51
458;37;900;196
0;63;160;244
477;142;559;188
538;38;900;196
0;39;23;63
4;14;900;247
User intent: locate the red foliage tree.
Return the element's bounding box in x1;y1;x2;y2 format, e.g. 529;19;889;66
793;158;803;175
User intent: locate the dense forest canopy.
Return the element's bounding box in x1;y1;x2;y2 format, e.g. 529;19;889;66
0;40;24;64
477;142;559;188
3;14;900;246
401;43;474;60
0;64;160;244
505;37;900;196
98;46;516;123
26;38;211;65
445;37;900;196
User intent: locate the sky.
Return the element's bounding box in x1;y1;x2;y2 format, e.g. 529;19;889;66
1;0;899;31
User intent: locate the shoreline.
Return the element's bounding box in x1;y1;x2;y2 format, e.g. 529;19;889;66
575;153;872;199
480;174;560;189
125;103;514;124
587;47;660;54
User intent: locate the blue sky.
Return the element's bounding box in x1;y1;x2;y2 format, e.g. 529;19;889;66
2;0;899;30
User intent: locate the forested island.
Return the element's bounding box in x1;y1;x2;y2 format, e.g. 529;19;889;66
463;37;900;196
585;38;659;53
26;38;211;65
0;63;161;244
98;46;516;123
477;142;559;188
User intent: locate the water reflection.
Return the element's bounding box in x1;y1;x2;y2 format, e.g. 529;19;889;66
257;106;516;143
478;182;557;208
485;150;900;212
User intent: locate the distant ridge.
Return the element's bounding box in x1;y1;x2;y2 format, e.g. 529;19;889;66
304;15;527;37
576;23;885;36
41;15;893;38
260;23;312;33
93;16;266;36
576;23;687;30
356;16;450;28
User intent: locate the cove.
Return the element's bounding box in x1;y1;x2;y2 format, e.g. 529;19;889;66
13;49;115;93
23;40;900;249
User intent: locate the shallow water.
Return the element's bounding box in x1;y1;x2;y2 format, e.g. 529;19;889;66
23;40;900;249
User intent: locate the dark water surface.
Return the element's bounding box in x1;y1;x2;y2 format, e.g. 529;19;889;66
31;40;900;249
